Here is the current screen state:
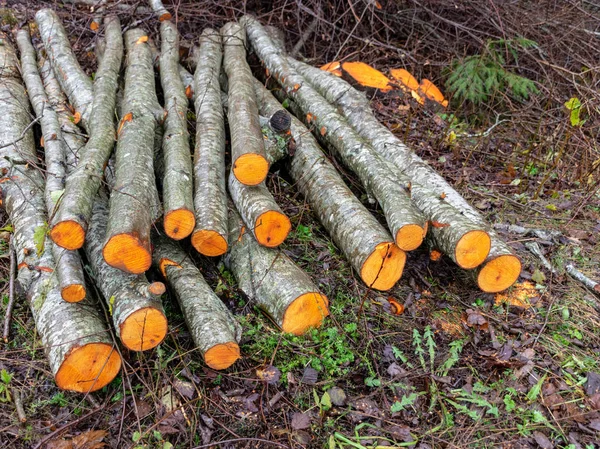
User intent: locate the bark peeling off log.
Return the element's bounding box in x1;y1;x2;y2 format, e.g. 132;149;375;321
17;29;87;303
254;80;406;290
228;172;291;248
242;16;427;253
35;9;93;128
290;59;521;289
87;192;167;351
49;15;123;251
159;20;195;240
103;28;162;274
221;22;269;186
153;235;241;369
0;34;121;392
226;208;329;335
191;29;228;257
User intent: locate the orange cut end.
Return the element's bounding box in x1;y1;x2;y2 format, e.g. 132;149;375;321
232;153;269;185
419;79;447;105
191;229;228;257
254;210;291;247
454;230;491;269
395;224;426;251
478;254;522;293
360;242;406;291
61;284;86;303
50;220;86;250
164;209;195;240
148;282;166;296
158;258;182;278
204;342;241;370
55;343;121;393
120;307;168;351
341;61;393;92
90;21;100;31
320;61;342;76
159;12;172;22
102;234;152;274
389;68;419;91
282;292;329;335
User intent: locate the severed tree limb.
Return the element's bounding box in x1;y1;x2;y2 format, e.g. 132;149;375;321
102;28;162;274
17;29;87;303
12;388;26;423
0;33;121;392
228;172;291;248
35;9;94;129
254;80;405;290
190;29;228;257
152;235;241;369
2;236;16;343
285;55;521;291
147;39;194;97
159;20;195;240
565;264;600;294
148;0;172;21
49;15;123;251
221;22;269;186
225;207;328;335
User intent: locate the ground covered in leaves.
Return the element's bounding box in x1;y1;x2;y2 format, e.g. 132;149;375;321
0;1;599;448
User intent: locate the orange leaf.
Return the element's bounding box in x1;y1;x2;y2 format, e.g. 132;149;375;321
72;111;81;124
185;85;193;99
430;249;443;261
320;126;327;136
389;68;419;91
341;61;392;92
388;298;404;315
430;221;450;228
117;112;133;137
374;0;382;9
419;79;447;106
440;192;446;199
136;35;149;45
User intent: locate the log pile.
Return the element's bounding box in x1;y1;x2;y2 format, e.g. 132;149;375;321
0;2;523;393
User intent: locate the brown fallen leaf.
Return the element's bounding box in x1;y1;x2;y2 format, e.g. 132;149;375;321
46;429;108;449
256;365;281;385
185;85;193;99
291;412;311;430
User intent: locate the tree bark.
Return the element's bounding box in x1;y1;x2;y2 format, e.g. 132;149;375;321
16;29;87;303
190;29;229;257
254;80;406;291
35;9;94;129
49;15;123;251
288;57;521;291
148;0;172;21
148;39;194;96
87;190;167;351
0;33;121;392
228;172;291;248
159;20;195;240
102;28;162;274
221;22;269;186
153;235;241;369
225;208;328;335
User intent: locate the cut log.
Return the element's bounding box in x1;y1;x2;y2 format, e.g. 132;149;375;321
287;57;521;290
102;28;162;274
148;39;194;96
228;172;291;248
0;33;121;392
153;235;241;369
254;80;406;290
225;208;328;335
159;20;195;240
221;22;269;186
87;190;167;351
16;29;87;303
35;9;93;129
148;0;172;21
49;15;123;250
190;29;228;257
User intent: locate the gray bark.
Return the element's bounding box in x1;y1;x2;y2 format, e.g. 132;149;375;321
191;29;228;257
159;20;195;240
152;235;241;369
225;208;329;335
0;33;120;392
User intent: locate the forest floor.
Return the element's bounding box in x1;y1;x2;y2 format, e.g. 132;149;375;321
0;1;599;448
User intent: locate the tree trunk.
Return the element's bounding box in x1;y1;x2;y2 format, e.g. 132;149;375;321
153;235;241;369
148;0;171;21
102;28;162;274
228;172;291;248
221;22;269;186
86;190;167;351
159;20;195;240
49;15;123;251
16;29;87;303
190;29;229;257
0;33;121;392
225;208;329;335
289;58;521;291
254;80;406;290
148;39;194;96
35;9;93;129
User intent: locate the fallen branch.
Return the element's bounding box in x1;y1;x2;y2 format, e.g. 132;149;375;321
565;264;600;294
153;235;241;369
12;388;26;423
2;236;15;343
148;0;171;21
